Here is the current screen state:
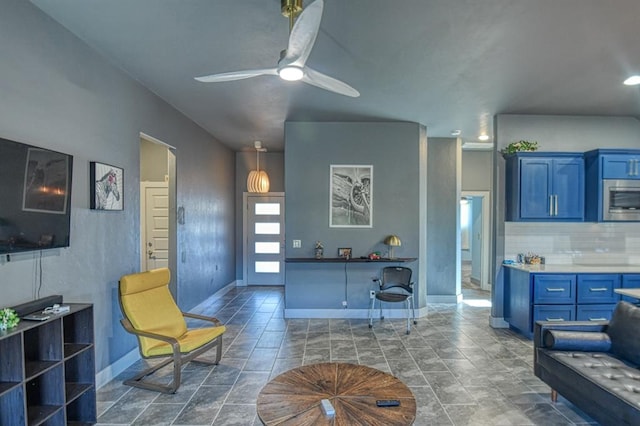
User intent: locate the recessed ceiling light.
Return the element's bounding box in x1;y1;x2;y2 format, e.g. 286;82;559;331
451;130;461;136
623;75;640;86
478;134;490;141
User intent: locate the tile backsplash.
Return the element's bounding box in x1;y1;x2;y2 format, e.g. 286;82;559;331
505;222;640;265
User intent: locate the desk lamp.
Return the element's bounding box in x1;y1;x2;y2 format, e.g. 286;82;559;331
384;235;401;259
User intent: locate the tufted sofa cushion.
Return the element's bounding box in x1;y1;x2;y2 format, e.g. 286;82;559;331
607;301;640;366
544;351;640;411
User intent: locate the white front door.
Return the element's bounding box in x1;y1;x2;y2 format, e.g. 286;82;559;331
245;194;285;286
142;182;169;271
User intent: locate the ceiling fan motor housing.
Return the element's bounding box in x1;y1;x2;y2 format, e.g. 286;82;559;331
281;0;303;18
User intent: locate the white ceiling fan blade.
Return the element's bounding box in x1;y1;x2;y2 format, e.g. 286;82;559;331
302;67;360;97
195;68;278;83
281;0;323;68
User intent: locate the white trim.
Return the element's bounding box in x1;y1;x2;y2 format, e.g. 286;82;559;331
461;190;492;291
96;348;140;389
490;316;509;328
140;132;176;150
284;306;430;319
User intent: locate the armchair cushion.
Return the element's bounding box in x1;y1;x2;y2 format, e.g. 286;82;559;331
543;330;611;352
145;326;227;357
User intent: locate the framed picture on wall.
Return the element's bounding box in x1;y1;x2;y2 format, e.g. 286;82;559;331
90;161;124;210
329;164;372;228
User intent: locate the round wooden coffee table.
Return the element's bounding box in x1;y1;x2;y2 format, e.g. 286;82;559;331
257;362;416;425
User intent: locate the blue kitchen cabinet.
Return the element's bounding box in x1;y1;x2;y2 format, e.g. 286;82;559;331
505;269;638;339
602;154;640;179
505;152;584;221
576;274;621;304
585;149;640;221
621;274;640;303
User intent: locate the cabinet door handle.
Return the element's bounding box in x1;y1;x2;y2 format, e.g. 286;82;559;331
553;194;558;216
545;288;565;292
589;317;607;321
589;287;608;292
635;159;639;176
546;317;565;322
549;195;554;216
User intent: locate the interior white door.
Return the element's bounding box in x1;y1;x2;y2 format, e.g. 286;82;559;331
246;194;285;285
143;183;169;271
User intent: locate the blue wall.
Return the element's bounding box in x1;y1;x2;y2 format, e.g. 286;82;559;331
0;1;236;376
284;122;423;314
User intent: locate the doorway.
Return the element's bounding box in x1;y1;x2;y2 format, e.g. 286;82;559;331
460;190;491;297
243;193;285;286
139;133;177;297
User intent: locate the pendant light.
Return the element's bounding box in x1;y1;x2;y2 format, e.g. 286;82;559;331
247;141;270;193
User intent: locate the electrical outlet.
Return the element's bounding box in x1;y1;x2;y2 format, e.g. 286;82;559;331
369;290;376;299
342;300;348;307
293;239;301;248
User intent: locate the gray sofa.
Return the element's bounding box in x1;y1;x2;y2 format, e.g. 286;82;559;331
534;300;640;426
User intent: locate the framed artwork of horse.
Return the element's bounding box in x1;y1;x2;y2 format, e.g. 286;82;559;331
90;161;123;210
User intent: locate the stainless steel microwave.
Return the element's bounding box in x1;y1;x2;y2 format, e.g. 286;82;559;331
603;179;640;221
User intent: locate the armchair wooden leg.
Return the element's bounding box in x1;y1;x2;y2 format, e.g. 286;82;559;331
551;389;557;403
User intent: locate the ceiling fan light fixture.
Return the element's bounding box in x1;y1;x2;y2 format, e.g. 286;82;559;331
623;75;640;86
278;65;304;81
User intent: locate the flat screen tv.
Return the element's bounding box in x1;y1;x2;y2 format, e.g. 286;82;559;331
0;137;73;254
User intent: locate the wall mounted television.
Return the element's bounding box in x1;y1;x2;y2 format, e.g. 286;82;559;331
0;137;73;254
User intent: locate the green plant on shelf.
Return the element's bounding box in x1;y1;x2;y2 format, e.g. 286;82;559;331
0;308;19;331
501;140;539;155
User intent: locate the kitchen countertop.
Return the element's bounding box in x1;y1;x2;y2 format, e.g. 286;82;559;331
504;263;640;273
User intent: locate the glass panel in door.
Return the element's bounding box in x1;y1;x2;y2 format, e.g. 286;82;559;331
247;195;285;285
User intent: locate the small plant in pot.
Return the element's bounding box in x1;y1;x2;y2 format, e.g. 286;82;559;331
0;308;19;331
501;140;539;155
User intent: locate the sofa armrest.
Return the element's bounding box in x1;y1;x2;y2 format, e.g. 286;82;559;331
533;320;609;377
534;320;609;350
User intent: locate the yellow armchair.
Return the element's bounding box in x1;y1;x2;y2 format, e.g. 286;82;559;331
118;268;226;393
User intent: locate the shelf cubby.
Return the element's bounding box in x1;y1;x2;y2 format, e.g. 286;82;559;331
0;303;95;426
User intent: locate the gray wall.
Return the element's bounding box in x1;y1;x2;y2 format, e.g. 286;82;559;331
427;138;461;301
284;122;422;311
462;150;492;191
0;1;236;374
492;113;640;321
234;151;285;280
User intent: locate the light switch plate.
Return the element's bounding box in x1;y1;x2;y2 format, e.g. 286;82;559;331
293;239;301;248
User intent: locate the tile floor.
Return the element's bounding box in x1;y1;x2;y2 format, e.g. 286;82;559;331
96;286;597;425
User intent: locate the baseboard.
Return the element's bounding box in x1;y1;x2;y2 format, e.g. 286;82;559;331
96;348;140;389
285;306;429;319
490;316;509;328
97;279;239;388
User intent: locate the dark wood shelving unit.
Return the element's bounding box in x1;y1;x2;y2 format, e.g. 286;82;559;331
0;303;96;426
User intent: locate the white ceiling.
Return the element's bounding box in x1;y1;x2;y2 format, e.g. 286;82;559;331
30;0;640;151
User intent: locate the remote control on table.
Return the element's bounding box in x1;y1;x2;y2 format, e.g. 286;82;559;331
376;399;400;407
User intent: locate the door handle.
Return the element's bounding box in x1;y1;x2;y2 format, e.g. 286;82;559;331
545;288;565;292
545;318;565;322
549;195;554;216
589;287;608;292
553;195;558;216
589;317;607;321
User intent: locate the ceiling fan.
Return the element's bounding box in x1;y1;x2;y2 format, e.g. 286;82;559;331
194;0;359;97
